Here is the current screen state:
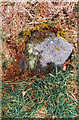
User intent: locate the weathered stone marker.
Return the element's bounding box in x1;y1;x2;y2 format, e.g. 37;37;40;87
19;32;73;74
33;36;73;67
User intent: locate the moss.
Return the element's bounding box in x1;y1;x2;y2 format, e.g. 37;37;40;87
23;21;57;40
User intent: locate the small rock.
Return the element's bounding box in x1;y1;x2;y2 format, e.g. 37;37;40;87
32;34;73;73
19;32;73;74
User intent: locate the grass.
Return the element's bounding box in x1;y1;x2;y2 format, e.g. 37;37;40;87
2;61;78;118
1;1;78;119
2;22;78;118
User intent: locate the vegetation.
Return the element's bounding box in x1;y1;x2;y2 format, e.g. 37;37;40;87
1;1;78;119
2;66;78;118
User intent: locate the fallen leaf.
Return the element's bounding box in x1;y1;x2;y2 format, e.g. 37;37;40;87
63;59;70;71
11;84;14;91
63;64;67;71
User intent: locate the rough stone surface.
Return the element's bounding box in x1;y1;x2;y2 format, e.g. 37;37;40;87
33;35;73;67
19;32;73;73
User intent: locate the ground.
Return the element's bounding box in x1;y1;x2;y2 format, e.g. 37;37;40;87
1;1;78;119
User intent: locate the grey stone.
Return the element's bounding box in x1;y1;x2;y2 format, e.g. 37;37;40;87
19;32;73;73
32;35;73;69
